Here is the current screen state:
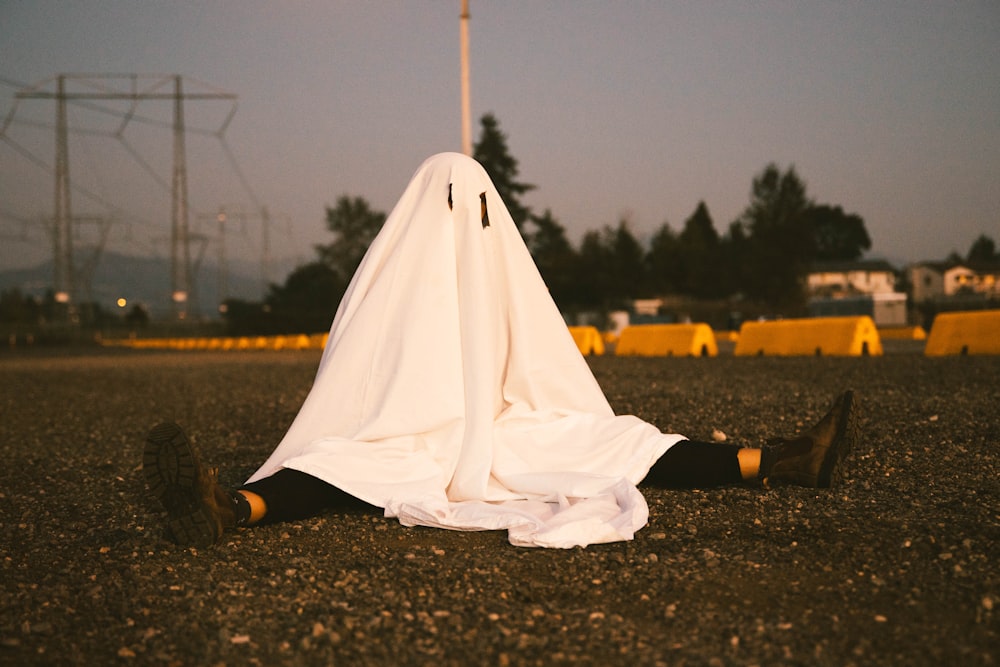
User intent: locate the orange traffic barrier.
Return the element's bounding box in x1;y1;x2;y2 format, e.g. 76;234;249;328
615;323;718;357
925;310;1000;356
734;316;882;356
568;326;605;356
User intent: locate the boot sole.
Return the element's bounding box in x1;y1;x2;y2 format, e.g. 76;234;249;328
143;423;220;548
816;390;858;488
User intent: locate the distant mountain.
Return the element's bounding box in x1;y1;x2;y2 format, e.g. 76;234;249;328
0;250;296;318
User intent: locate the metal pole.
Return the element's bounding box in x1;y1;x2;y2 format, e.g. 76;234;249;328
261;205;271;298
217;208;228;309
54;75;74;307
460;0;472;156
171;75;192;319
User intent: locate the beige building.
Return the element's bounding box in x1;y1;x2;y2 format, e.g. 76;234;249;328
807;260;898;297
807;260;907;327
909;262;947;303
909;261;1000;303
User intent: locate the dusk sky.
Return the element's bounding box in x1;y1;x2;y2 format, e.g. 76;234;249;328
2;1;998;280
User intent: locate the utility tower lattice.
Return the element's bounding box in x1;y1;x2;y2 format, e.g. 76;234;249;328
16;74;237;319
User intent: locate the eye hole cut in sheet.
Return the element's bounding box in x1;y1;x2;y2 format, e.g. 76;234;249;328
448;183;490;228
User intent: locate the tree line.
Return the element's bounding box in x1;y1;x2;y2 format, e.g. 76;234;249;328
3;114;995;336
227;113;877;334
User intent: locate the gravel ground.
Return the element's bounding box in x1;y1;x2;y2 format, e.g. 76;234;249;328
1;346;997;666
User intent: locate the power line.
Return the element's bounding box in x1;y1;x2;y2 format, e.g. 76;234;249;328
1;132;132;214
217;135;260;210
9;74;235;317
1;133;50;172
3;73;277;314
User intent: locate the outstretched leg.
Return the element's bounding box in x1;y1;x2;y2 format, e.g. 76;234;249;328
758;390;858;487
642;390;857;490
143;423;240;547
643;440;747;488
143;423;370;547
239;468;372;524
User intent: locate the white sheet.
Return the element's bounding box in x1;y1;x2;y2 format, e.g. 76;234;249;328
246;152;685;547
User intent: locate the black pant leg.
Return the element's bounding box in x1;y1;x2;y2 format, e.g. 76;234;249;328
241;468;374;523
642;440;745;489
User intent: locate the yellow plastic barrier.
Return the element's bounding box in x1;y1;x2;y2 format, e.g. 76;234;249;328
925;310;1000;356
615;323;718;357
568;326;605;356
289;334;312;350
734;316;882;356
101;332;332;351
879;326;927;341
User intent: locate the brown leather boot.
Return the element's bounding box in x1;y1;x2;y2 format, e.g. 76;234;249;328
759;390;858;488
143;422;237;547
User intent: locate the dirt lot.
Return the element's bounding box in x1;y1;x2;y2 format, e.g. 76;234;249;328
1;347;996;665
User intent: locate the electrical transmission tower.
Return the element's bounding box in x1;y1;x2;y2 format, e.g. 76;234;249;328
15;74;237;320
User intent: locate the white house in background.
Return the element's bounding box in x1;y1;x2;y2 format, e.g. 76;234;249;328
806;260;907;327
943;262;1000;298
909;260;1000;303
807;259;898;297
909;262;947;303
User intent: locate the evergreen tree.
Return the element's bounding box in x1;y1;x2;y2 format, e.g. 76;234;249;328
575;220;647;311
717;221;749;300
646;221;684;295
678;201;725;298
527;209;578;310
736;164;814;311
575;229;613;311
608;219;649;300
472;113;535;232
967;234;998;263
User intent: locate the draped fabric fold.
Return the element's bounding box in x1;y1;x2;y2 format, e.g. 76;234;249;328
246;152;684;547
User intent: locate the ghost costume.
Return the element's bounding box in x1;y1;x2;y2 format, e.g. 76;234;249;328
246;152;685;548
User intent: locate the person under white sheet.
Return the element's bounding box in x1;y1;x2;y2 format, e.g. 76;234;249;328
144;152;858;549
